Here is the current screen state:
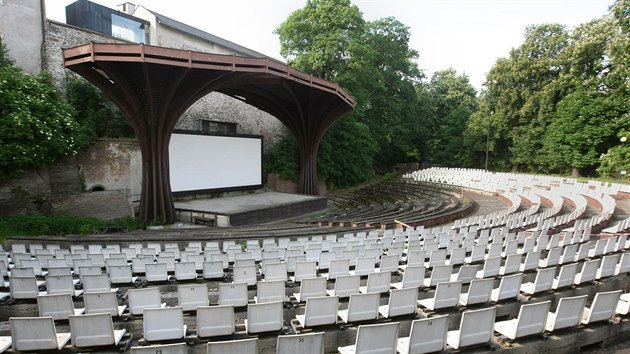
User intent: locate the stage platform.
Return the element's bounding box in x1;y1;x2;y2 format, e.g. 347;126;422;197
174;191;327;227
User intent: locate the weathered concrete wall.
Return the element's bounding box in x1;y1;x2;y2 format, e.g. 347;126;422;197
50;189;133;220
0;0;44;74
0;168;52;216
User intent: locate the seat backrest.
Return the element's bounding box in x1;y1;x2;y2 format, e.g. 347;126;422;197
196;305;234;338
10;316;62;351
514;300;551;337
246;301;283;334
576;259;600;284
479;256;501;277
218;282;249;307
256;280;285;303
454;265;478;283
366;271;391;293
555;263;579;289
354;322;399;353
333;275;361;298
532;267;556;293
354;256;376;275
263;262;287;282
304;295;338;327
428;265;453;286
493;273;523;301
548;294;588;330
457;306;496;348
298;277;327;301
434;281;462;309
128;287;162;315
347;292;380;322
465;278;494;305
294;261;317;282
329;258;350;280
84;291;119;316
82;274;112;293
277;332;324;354
584;290;622;324
401;265;425;288
386;286;418;317
503;253;522;274
143;307;185;341
428;249;447;267
233;264;258;286
406;314;448;354
9;275;39;299
598;254;619;279
178;284;209;311
69;313;116;347
522;251;541;271
108;265;134;284
202;261;224;279
46;274;76;296
207;338;258;354
37;293;76;320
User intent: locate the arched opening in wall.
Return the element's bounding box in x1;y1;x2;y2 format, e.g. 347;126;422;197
89;185;106;192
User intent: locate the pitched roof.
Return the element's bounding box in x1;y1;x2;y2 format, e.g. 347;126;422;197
141;7;267;58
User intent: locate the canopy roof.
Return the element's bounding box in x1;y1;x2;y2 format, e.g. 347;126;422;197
64;43;354;225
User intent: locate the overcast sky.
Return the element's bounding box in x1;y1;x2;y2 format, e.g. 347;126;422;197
44;0;613;91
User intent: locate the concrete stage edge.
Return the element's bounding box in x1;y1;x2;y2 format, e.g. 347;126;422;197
174;192;327;227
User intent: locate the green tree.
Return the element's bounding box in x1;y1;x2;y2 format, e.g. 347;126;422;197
65;75;133;139
0;39;86;179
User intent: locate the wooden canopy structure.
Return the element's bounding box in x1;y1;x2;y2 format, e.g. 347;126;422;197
63;43;355;225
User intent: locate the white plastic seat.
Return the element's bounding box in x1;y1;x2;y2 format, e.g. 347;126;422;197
392;265;424;289
10;316;71;351
277;332;324;354
499;253;522;275
326;258;350;280
127;287;166;315
9;276;44;299
46;274;84;297
196;305;235;338
616;293;630;315
581;290;622;325
351;256;376;276
539;247;562;268
475;256;501;278
82;273;117;293
359;271;391;294
325;274;360;298
446;306;496;350
202;261;224;279
174;261;197;281
145;263;171;282
418;281;462;311
178;284;209;311
131;257;152;274
545;294;588;331
494;300;551;339
207;338;257;354
491;273;523;302
69;312;126;348
37;293;85;320
519;251;541;272
615;252;630;275
291;261;317;283
143;306;187;341
425;249;447;268
255;280;287;303
378;286;419;318
293;276;327;302
263;262;288;282
574;259;599;285
449;264;478;284
596;254;619;280
83;291;126;317
520;267;555;295
296;295;339;328
423;264;452;287
552;263;579;289
338;322;398;354
447;247;466;266
0;337;10;353
459;278;493;306
108;265;138;284
218;282;249;307
233;264;258;286
245;300;283;334
338;292;380;323
397;314;448;354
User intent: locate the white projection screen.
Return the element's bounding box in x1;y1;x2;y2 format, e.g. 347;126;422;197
169;132;263;193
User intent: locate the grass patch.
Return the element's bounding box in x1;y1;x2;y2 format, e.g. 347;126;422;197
0;214;140;242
